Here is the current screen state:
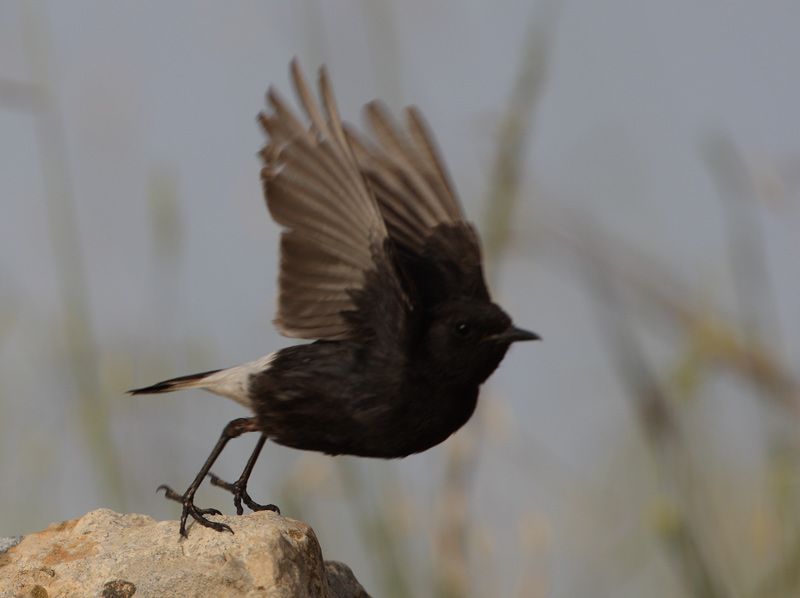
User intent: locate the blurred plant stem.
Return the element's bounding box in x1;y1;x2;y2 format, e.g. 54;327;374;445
702;132;782;347
16;4;125;505
360;0;403;105
435;10;556;598
545;216;799;412
755;534;800;598
547;198;799;595
589;268;728;598
703;134;800;557
481;15;552;265
338;461;413;598
702;134;800;598
301;0;329;68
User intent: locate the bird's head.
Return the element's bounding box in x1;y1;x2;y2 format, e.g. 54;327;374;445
421;299;539;387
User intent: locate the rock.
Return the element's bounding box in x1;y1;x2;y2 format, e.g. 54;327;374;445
0;508;369;598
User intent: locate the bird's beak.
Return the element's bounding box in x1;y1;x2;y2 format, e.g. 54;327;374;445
493;325;541;344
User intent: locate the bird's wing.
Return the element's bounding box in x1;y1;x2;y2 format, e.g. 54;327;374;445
259;60;410;341
346;102;490;303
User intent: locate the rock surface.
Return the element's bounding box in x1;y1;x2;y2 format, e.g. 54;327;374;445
0;509;369;598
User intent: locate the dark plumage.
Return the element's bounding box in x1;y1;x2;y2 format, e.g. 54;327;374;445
129;59;539;537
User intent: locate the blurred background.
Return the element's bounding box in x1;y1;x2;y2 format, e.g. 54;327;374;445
1;1;799;596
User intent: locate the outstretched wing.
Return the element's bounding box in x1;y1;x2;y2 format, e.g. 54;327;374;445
346;102;490;303
259;60;410;341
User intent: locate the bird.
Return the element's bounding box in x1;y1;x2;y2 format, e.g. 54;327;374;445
129;59;539;537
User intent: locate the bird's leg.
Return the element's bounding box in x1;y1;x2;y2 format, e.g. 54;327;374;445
159;417;259;537
209;433;280;515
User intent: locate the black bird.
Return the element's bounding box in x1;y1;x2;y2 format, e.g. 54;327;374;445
130;60;539;537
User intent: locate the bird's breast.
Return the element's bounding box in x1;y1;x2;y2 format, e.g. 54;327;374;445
249;343;482;459
390;383;480;456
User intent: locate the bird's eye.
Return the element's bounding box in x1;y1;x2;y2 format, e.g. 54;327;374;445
455;322;471;337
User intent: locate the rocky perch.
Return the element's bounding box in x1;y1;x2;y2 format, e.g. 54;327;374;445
0;509;369;598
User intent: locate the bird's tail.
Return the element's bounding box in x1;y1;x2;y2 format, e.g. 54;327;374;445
127;353;275;409
128;369;222;395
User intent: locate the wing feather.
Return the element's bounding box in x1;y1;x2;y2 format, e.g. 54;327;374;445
260;59;487;340
364;102;447;226
260;59;407;341
347;94;490;303
404;107;461;219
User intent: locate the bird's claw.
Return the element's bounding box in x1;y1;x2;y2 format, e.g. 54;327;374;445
157;483;232;536
208;472;281;516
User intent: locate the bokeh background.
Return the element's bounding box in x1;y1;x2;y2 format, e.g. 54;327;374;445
2;1;799;596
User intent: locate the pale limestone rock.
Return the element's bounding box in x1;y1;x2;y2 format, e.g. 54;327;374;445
0;508;368;598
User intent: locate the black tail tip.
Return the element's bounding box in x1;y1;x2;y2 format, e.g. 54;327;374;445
127;381;176;395
127;369;221;396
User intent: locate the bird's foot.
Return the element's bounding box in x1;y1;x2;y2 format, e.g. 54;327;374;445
157;484;232;537
208;473;281;516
